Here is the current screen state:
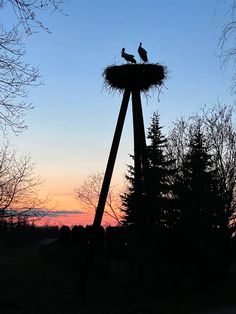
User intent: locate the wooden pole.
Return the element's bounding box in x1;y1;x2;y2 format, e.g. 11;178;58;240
131;89;149;289
132;89;143;228
93;89;131;227
133;90;148;167
133;90;152;224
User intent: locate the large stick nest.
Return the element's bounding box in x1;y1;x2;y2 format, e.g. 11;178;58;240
103;63;167;92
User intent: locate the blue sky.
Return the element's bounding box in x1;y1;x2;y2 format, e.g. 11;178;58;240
4;0;235;211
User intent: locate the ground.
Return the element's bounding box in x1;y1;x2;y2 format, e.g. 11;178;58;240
1;239;236;314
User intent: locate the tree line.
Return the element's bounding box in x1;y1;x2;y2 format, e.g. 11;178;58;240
121;104;236;285
75;104;236;288
122;104;236;235
77;104;236;238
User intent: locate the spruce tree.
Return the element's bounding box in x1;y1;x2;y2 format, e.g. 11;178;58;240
121;112;176;228
173;123;233;282
120;163;136;225
176;124;224;237
146;112;176;228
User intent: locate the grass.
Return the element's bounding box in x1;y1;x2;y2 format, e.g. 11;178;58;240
1;240;236;314
0;244;79;314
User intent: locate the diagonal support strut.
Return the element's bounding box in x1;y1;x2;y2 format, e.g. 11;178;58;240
93;89;131;227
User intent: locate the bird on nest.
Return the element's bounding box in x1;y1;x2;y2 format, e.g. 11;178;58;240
138;42;148;63
121;48;136;64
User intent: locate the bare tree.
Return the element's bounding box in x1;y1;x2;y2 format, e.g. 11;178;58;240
201;104;236;224
0;26;38;133
0;0;64;133
0;142;48;224
168;104;236;230
5;1;64;34
218;0;236;92
75;172;122;225
0;1;64;224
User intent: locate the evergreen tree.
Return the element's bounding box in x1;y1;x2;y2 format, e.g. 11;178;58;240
146;112;177;228
120;163;137;225
175;124;225;237
121;112;176;228
168;104;236;234
173;123;232;282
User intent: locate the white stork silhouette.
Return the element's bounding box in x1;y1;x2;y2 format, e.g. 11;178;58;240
138;42;148;63
121;48;136;64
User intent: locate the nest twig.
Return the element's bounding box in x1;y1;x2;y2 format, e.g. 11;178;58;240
103;63;167;92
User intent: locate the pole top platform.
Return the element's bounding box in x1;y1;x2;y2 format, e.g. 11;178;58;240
103;63;167;92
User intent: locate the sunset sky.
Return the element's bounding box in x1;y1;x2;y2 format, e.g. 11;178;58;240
4;0;235;225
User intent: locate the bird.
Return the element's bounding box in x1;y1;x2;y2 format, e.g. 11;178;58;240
138;42;148;63
121;48;136;64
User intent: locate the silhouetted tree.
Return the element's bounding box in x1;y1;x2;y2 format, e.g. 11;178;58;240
218;0;236;92
75;172;121;224
169;104;236;233
175;124;222;234
146;112;177;228
71;225;85;243
168;106;236;284
173;122;233;284
0;143;47;225
201;104;236;230
120;162;136;225
0;0;64;133
59;225;71;241
121;112;176;228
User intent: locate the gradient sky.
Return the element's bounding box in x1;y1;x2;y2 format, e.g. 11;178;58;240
4;0;235;225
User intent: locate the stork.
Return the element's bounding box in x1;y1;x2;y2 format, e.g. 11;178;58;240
121;48;136;64
138;42;148;63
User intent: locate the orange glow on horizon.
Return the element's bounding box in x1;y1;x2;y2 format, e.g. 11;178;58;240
37;175;121;227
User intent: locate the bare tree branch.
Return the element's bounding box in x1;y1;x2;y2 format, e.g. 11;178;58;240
0;0;64;133
75;172;122;225
218;0;236;92
6;0;64;34
168;103;236;225
0;143;49;224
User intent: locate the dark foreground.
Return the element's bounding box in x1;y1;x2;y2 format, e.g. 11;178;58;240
1;239;236;314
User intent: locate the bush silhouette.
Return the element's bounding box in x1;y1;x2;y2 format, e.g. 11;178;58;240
59;225;71;241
